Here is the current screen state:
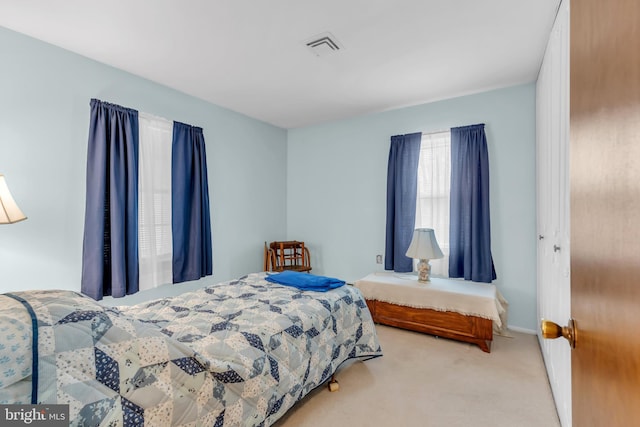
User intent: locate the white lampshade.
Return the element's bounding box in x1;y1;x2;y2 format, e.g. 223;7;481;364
0;175;27;224
405;228;443;260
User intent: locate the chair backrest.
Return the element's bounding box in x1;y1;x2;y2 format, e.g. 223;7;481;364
264;240;311;272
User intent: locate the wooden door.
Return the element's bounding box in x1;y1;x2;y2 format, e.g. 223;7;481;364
570;0;640;425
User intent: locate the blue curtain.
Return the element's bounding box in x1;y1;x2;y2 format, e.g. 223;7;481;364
172;122;213;283
384;132;422;272
81;99;139;300
449;124;496;282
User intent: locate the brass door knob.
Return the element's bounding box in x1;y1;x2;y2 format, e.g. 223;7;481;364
541;318;577;349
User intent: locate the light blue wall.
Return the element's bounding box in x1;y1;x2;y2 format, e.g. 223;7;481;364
287;84;537;330
0;26;538;329
0;27;288;300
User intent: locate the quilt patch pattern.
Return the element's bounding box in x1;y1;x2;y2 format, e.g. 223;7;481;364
0;297;32;403
0;273;382;426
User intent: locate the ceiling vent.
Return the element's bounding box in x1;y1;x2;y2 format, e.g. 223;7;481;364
305;32;343;57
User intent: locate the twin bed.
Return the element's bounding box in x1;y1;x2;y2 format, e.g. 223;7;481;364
0;272;382;426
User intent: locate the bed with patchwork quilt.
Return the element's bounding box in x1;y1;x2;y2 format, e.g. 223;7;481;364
0;272;382;426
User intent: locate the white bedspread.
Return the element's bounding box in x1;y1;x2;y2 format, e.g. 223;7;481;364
355;272;508;330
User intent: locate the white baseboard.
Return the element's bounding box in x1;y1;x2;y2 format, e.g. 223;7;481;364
507;325;537;335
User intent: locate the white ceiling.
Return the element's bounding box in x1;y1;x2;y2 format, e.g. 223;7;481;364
0;0;560;129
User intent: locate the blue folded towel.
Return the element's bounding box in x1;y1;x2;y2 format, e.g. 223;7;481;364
265;271;345;292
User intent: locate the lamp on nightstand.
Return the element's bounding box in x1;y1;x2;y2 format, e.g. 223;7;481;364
0;175;27;224
405;228;443;283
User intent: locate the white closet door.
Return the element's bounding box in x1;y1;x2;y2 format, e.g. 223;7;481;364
536;1;571;426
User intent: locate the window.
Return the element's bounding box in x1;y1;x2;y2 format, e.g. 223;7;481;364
138;112;173;291
415;131;451;276
82;99;212;300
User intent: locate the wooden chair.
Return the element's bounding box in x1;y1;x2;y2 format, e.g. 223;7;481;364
264;241;311;273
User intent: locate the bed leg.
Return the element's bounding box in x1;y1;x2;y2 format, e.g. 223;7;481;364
328;375;339;392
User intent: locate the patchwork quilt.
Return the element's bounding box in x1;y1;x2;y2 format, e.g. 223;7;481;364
0;273;382;426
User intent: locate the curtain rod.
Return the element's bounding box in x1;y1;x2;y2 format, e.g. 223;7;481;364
423;123;486;135
422;129;450;135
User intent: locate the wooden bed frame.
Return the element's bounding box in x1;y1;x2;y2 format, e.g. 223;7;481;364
365;299;493;353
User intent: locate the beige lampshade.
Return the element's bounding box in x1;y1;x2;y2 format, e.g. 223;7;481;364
0;175;27;224
405;228;443;260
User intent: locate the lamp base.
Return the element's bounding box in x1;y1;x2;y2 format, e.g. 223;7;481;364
417;259;431;282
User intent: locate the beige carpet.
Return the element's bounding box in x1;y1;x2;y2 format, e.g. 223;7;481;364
274;325;561;427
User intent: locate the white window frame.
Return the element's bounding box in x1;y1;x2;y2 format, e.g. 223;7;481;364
138;112;174;290
415;131;451;277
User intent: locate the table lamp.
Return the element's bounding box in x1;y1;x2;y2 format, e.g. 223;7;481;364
405;228;443;282
0;174;27;224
